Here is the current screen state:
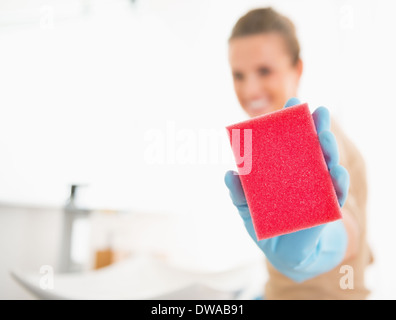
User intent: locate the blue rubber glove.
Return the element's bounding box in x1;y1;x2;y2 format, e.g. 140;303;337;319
224;97;350;283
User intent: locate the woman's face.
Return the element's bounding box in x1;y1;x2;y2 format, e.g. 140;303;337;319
229;33;302;117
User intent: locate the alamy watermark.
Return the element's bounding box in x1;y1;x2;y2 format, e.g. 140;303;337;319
339;4;355;30
39;5;54;30
143;121;253;175
230;128;252;175
39;265;54;290
339;264;354;290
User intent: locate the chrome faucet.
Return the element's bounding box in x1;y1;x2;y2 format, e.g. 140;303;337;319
58;185;91;273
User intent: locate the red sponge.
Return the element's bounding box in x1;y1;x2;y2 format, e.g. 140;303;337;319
226;103;342;240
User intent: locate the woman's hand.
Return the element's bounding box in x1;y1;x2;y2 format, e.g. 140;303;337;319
224;98;350;282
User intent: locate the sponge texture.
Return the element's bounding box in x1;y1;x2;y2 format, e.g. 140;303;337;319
226;103;342;240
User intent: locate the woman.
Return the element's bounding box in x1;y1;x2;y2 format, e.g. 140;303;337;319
224;8;372;299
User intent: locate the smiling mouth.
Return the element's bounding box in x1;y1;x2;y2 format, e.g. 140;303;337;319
247;98;271;113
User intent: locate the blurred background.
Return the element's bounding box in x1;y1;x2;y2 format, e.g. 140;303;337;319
0;0;395;299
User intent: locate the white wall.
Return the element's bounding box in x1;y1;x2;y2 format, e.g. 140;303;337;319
0;0;395;298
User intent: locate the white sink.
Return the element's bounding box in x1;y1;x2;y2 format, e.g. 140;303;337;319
11;255;265;300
